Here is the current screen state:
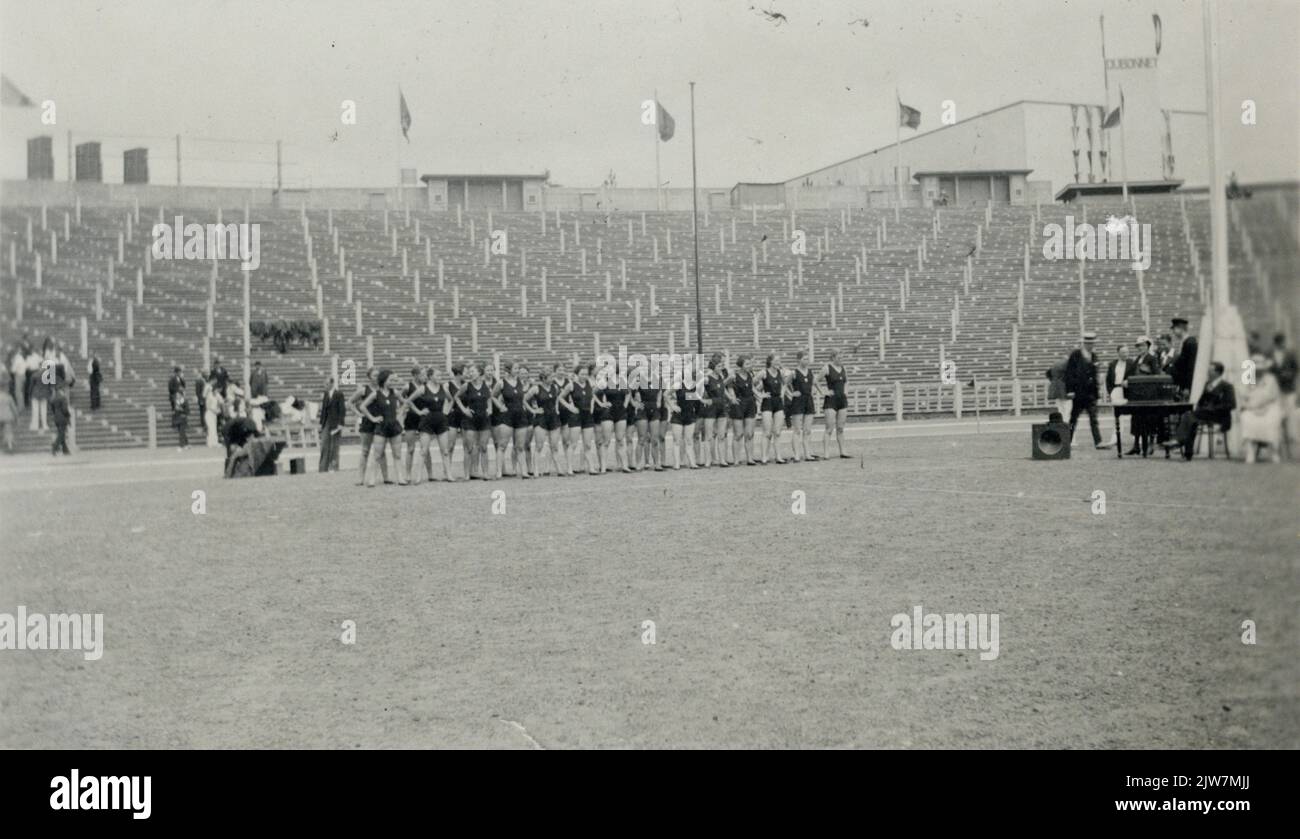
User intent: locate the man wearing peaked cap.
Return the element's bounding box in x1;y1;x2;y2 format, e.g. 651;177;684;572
1168;316;1198;398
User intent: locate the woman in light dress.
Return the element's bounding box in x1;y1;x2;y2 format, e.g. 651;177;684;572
203;377;221;447
1240;354;1283;464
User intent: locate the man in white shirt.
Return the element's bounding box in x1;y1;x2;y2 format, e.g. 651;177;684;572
1102;343;1132;448
9;348;26;407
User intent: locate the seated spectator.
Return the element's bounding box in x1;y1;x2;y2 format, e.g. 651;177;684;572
1226;172;1252;200
249;394;270;431
1240;355;1283;464
273;395;308;425
1174;362;1236;460
222;415;259;476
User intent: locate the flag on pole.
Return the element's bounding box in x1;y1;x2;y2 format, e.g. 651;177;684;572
1102;88;1123;129
656;100;676;142
898;100;921;129
399;89;412;142
1;75;35;107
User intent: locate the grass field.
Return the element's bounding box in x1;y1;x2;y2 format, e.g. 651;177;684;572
1;422;1297;749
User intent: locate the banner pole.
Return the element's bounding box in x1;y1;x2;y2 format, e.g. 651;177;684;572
690;82;703;355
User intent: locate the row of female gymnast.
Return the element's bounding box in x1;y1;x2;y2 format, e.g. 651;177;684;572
349;349;854;486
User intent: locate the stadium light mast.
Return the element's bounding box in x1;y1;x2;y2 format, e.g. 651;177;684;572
689;81;703;355
1198;0;1247;446
654;88;663;212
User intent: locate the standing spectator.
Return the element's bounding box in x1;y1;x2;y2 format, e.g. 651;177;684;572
88;355;102;410
49;384;71;455
52;341;73;388
7;344;23;406
1167;317;1199;399
1045;360;1069;419
211;356;230;395
1272;333;1297;456
1128;336;1162;454
1064;331;1104;449
195;371;208;433
168;365;186;403
23;342;41;417
249;360;270;431
203;376;220;447
0;370;17;453
1133;336;1161;374
29;341;52;433
1102;343;1133;448
1155;334;1174;370
250;359;269;398
318;375;346;472
171;387;190;450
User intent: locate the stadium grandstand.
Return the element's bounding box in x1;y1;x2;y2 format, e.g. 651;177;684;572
0;166;1296;453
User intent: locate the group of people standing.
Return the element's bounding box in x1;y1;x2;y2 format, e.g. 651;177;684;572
1047;317;1296;462
2;335;85;455
1045;317;1199;452
178;357;238;450
330;350;857;486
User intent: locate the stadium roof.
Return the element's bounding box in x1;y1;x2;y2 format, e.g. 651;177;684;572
1055;179;1184;202
788;99;1206;184
913;169;1034;178
420;173;549;183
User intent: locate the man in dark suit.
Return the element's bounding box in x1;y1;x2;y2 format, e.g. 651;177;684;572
1175;362;1236;459
318;375;346;472
49;384;72;455
1273;332;1297;455
249;359;269;399
168;365;186;403
195;372;207;433
1168;316;1198;398
1065;332;1104;449
210;356;229;396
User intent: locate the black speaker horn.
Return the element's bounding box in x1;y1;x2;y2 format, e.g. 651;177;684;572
1032;422;1072;460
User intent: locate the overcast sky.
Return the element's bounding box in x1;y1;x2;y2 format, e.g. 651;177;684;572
1;0;1296;188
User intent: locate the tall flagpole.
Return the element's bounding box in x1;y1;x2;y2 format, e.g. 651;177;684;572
654;89;663;212
1119;87;1130;201
1100;15;1111;181
397;86;403;207
689;81;703;355
894;87;902;208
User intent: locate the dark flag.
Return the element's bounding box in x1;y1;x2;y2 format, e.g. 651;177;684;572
399;89;412;142
1102;88;1123;129
656;100;675;142
898;100;921;129
1;75;35;107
